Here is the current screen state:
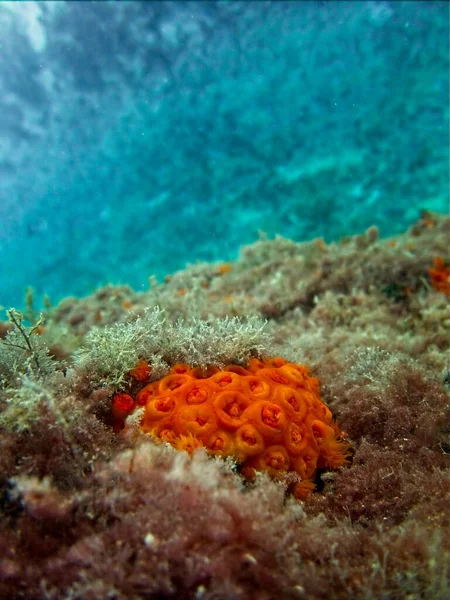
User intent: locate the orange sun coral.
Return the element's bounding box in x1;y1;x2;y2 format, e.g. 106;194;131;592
116;357;350;499
428;257;450;296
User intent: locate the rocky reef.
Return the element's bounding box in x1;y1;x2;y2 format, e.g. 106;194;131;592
0;212;449;600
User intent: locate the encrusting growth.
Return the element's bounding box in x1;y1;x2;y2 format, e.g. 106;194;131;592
112;357;351;498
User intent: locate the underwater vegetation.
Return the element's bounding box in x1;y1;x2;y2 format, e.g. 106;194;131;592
0;212;449;599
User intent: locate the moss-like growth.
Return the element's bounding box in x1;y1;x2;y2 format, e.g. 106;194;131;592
74;307;271;388
0;309;55;390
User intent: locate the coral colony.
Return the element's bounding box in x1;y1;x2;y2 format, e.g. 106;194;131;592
114;357;350;500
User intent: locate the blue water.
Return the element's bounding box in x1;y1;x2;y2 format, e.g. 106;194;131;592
0;1;448;309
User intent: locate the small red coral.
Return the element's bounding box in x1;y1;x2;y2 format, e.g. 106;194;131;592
428;257;450;295
129;359;152;382
116;358;351;498
112;393;135;428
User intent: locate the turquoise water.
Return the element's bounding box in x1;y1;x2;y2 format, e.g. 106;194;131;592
0;1;448;309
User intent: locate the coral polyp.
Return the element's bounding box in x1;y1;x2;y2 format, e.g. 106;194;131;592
119;357;350;497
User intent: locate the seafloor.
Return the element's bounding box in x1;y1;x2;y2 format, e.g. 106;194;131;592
0;211;449;600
